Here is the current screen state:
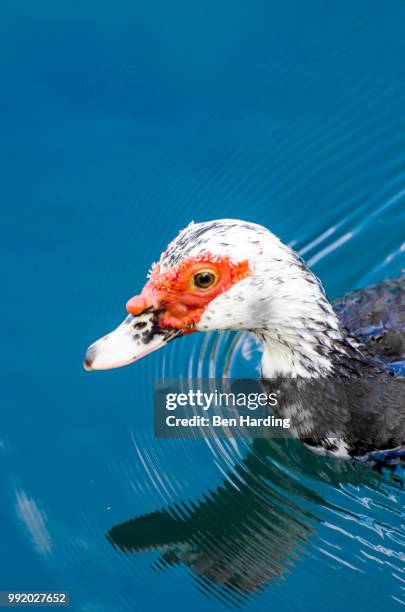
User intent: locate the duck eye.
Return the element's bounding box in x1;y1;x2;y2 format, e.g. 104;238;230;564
193;270;217;290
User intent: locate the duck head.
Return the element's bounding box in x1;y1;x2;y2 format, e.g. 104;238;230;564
84;219;343;376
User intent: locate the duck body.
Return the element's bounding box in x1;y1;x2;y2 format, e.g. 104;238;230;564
324;276;405;463
84;219;405;463
333;277;405;370
260;274;405;462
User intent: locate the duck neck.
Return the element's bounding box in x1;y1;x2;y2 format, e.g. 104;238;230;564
255;273;364;379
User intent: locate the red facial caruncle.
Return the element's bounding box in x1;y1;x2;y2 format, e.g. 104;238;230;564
126;253;251;329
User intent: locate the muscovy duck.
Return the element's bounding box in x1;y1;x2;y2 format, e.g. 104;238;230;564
84;219;405;461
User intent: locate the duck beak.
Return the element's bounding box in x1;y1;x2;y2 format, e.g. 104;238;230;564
83;309;182;371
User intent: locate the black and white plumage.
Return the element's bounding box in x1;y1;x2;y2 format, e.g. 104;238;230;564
84;219;405;462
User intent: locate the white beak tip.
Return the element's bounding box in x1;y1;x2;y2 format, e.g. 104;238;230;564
83;312;182;372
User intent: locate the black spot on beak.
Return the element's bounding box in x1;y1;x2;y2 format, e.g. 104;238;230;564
84;345;97;370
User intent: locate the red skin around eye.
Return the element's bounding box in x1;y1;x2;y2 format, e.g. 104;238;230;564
126;254;250;329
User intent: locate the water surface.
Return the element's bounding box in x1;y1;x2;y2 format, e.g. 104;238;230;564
1;1;405;610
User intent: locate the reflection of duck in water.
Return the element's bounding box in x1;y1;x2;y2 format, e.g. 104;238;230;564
84;219;405;459
107;438;400;603
108;440;316;604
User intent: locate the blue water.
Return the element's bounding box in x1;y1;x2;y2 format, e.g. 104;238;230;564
2;1;405;610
